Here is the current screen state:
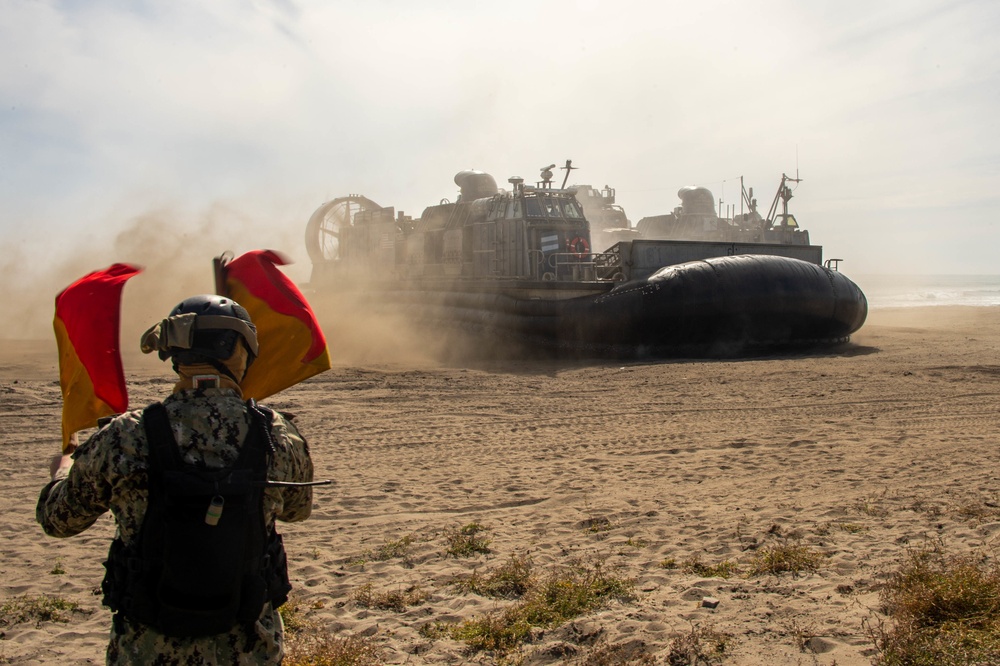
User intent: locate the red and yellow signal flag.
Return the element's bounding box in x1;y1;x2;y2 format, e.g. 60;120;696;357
219;250;331;400
53;263;143;452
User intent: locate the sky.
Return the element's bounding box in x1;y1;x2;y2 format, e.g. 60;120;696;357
2;0;999;335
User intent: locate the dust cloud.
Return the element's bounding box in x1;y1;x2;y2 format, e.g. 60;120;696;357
308;292;454;368
303;273;541;368
1;199;484;374
3;201;302;348
862;306;997;334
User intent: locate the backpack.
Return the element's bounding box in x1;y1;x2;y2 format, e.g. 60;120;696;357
101;400;292;637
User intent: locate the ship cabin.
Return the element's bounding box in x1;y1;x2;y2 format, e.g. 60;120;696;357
350;170;597;283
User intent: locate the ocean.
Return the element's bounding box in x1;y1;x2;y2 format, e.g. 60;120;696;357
854;274;1000;309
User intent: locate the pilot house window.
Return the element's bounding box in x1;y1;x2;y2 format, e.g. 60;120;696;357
507;198;522;219
525;197;542;218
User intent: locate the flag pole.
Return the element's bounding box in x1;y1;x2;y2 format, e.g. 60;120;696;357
214;251;233;297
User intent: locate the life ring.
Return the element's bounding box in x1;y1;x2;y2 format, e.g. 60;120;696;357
568;236;590;259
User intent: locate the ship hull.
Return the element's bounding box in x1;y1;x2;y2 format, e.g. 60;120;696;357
358;255;868;355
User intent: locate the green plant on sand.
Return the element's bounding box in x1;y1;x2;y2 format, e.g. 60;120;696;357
456;553;535;599
451;559;635;656
0;594;81;628
867;545;1000;665
445;522;492;557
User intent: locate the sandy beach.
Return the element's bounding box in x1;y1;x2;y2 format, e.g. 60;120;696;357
3;305;1000;664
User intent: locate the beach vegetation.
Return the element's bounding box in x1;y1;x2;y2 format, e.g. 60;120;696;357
351;583;428;612
909;497;943;517
281;594;385;665
574;637;657;664
283;632;384;666
278;596;309;634
835;522;869;534
665;624;733;665
279;594;327;634
451;605;534;654
417;620;453;640
867;545;1000;665
579;496;613;534
953;499;1000;524
781;617;819;653
450;559;636;656
579;516;613;533
0;594;81;627
660;557;678;569
456;553;535;598
682;555;741;579
445;522;492;557
371;535;414;561
350;534;416;568
745;541;825;577
49;558;66;575
855;492;891;518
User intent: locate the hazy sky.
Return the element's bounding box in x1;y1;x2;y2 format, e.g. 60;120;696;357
2;0;998;317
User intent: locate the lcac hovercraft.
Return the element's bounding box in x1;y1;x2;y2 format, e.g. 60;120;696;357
304;161;867;355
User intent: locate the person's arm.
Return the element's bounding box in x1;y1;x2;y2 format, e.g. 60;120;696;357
36;430;114;537
268;413;314;523
47;433;77;480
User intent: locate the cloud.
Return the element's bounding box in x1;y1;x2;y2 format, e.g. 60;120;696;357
1;0;999;301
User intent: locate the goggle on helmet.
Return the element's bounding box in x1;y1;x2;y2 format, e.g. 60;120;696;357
141;294;259;367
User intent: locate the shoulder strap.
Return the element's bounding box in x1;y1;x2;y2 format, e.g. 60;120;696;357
247;400;276;455
142;402;184;471
226;400;272;474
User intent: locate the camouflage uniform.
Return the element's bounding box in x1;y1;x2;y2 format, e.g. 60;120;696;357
37;387;314;665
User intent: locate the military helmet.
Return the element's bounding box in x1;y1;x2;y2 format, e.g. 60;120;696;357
141;294;259;367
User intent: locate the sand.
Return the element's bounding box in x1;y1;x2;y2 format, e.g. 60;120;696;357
3;305;1000;664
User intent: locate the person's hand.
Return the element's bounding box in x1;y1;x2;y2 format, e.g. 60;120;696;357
49;454;73;479
64;432;78;455
49;438;75;481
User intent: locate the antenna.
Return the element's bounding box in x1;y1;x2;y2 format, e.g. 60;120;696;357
560;159;576;189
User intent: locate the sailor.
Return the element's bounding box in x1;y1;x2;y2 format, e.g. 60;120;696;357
37;294;314;665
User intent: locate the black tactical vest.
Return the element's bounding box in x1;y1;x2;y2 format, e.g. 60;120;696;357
101;400;292;637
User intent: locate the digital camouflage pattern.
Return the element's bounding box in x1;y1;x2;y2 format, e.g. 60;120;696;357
37;387;314;665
